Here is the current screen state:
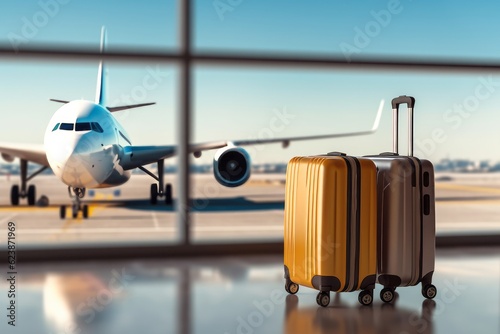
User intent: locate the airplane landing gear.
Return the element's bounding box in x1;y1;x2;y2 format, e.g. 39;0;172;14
150;183;173;205
60;187;89;219
165;183;172;204
140;159;173;205
10;159;47;206
10;185;36;206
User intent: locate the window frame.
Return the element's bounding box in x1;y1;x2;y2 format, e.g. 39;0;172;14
1;0;499;261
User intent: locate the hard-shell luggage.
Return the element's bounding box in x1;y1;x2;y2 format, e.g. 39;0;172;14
367;96;437;303
283;152;378;307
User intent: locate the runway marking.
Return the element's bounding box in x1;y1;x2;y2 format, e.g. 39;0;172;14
0;214;17;227
436;183;500;194
439;222;500;229
62;216;83;228
15;225;284;234
0;207;58;212
195;225;283;232
17;228;176;234
14;223;500;235
437;199;500;205
152;211;160;229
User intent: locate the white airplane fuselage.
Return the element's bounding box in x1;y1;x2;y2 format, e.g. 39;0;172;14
44;100;131;189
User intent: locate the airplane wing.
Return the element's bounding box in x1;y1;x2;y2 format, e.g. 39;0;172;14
120;100;384;170
233;99;384;147
120;145;176;170
0;143;49;166
119;142;227;170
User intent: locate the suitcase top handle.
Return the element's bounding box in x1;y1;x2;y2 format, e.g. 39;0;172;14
392;95;415;109
391;95;415;157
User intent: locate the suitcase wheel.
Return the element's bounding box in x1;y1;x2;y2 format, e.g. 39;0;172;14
316;291;330;307
285;281;299;295
422;284;437;299
380;287;395;303
358;290;373;306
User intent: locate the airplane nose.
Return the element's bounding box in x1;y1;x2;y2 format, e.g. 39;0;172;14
48;134;96;171
54;135;102;187
49;139;78;169
72;135;96;155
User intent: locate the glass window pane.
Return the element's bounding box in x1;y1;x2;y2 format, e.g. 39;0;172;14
0;0;178;51
1;1;499;252
91;122;104;133
0;60;178;248
195;1;500;61
60;123;74;130
75;122;91;131
192;67;500;242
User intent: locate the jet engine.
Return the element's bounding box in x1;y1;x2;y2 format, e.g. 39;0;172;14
1;153;14;162
213;146;251;187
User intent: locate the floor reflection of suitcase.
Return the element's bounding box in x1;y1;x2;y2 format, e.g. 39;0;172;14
284;152;378;307
367;96;437;303
283;294;435;334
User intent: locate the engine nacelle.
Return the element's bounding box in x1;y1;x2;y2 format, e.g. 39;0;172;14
213;146;251;187
1;153;14;162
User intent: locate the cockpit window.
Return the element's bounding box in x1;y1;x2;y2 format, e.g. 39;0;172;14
75;122;91;131
60;123;74;131
56;122;103;132
91;122;104;133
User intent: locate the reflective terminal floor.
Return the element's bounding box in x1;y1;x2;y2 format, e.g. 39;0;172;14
1;247;499;334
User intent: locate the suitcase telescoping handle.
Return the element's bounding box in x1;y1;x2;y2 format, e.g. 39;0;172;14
391;95;415;156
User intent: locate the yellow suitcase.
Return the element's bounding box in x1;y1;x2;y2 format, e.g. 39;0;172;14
284;152;378;307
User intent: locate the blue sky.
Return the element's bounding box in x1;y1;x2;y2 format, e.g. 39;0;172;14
1;0;500;164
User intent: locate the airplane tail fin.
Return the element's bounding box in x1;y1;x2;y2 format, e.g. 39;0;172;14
95;26;107;106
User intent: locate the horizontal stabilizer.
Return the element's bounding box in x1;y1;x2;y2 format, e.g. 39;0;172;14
50;99;156;112
50;99;70;104
107;102;156;112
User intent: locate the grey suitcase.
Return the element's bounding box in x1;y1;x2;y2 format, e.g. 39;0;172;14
367;96;437;303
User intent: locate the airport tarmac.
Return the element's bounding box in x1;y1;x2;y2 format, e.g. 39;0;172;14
0;172;499;246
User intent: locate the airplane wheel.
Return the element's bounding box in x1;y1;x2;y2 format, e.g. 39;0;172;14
72;205;78;218
83;205;89;219
10;185;19;206
27;185;36;206
165;184;172;205
150;184;158;205
60;206;66;219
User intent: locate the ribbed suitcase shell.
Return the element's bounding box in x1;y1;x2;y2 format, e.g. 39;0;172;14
368;155;435;289
284;155;377;302
366;95;437;300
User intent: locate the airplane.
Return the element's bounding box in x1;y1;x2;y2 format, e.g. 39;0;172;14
0;28;384;219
